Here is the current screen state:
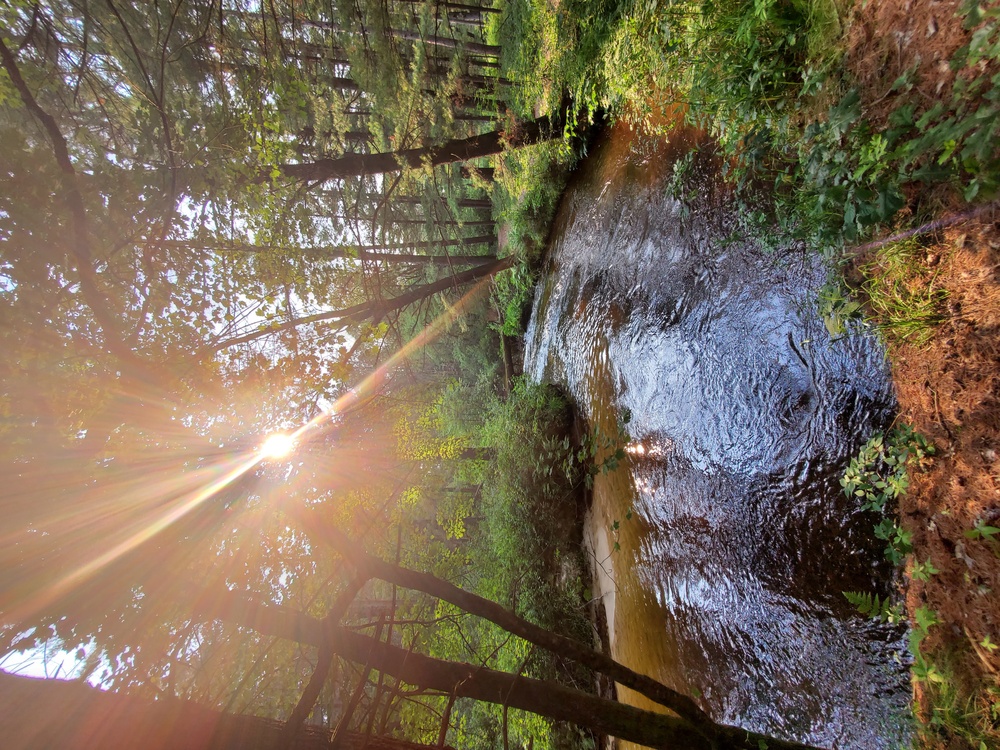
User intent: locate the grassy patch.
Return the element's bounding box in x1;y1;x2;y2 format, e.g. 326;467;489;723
860;239;948;348
916;649;1000;750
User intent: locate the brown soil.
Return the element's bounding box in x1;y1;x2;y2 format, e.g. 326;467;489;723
861;215;1000;747
843;3;1000;746
845;0;1000;133
846;0;979;124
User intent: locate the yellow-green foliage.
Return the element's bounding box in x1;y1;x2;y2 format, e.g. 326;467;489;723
436;491;474;540
393;396;470;461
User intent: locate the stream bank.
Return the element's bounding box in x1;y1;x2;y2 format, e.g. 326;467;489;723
853;213;1000;747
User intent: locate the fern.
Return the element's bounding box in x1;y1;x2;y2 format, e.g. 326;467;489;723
843;591;904;623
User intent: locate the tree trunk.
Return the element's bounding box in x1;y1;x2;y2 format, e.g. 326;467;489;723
293;507;711;731
386;28;501;58
272;115;558;185
381;219;495;229
207;256;514;352
352;236;495;250
151;239;495;266
393;196;491;209
191;589;822;750
0;672;451;750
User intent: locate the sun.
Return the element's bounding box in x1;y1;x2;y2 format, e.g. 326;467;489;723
260;432;296;459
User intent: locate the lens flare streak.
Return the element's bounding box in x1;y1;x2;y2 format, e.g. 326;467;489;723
7;273;496;628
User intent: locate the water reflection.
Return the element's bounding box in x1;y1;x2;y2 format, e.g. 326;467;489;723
524;123;911;748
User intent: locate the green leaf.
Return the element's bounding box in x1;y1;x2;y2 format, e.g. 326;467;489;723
967;522;1000;539
915;606;940;633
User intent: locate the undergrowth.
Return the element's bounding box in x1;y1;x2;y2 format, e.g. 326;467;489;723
841;424;933;564
489;138;574;335
434;379;600;750
841;426;1000;748
493;0;1000;251
860;239;949;347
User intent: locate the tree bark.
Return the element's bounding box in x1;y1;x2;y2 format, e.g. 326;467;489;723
381;219;495;229
191;589;823;750
151;239;496;266
0;672;450;750
272;115;557;185
208;256;513;352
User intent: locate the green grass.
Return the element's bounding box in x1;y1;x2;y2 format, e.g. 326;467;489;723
916;649;1000;750
860;239;948;348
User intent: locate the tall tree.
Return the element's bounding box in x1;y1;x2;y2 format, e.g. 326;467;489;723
0;671;452;750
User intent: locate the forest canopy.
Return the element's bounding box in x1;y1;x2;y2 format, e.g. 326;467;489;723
0;1;593;748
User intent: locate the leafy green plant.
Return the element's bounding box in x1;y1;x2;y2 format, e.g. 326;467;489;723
965;519;1000;541
842;590;905;624
492;261;538;337
817;281;863;337
842;425;930;510
609;508;634;553
492;137;575;258
910;558;940;582
842;424;931;564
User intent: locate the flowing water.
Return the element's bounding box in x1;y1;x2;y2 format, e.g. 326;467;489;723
523;122;912;748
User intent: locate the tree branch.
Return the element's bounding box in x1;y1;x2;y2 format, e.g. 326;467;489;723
294;506;713;729
281;574;369;744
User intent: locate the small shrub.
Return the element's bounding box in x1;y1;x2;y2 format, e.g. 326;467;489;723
841;424;933;564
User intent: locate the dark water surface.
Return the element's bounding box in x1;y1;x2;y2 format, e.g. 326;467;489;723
524;123;911;748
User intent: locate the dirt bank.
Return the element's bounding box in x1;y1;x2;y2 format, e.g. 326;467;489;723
856;213;1000;747
841;2;1000;745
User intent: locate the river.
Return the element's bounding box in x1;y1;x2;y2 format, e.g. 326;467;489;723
523;121;912;748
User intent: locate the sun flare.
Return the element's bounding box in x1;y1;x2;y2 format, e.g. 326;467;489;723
260;432;296;459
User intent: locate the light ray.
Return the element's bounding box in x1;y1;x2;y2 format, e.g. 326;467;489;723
4;453;265;627
4;272;498;629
